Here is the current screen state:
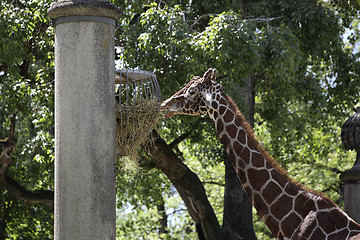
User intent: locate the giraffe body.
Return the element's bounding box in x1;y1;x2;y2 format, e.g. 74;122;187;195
161;68;360;240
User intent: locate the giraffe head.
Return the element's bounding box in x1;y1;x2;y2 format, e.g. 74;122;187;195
161;68;221;118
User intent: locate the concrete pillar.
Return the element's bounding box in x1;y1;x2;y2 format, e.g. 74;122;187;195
340;107;360;224
340;155;360;223
48;1;121;239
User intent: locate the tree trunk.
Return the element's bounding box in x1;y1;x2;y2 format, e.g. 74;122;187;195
146;130;221;240
222;155;257;240
0;203;8;240
156;197;168;236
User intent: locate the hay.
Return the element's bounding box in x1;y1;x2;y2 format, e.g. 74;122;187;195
115;100;161;162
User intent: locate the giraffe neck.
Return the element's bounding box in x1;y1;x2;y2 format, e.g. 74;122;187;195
206;92;358;239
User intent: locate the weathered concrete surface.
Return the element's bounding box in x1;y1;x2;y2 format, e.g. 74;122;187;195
48;1;121;239
341;169;360;224
344;181;360;223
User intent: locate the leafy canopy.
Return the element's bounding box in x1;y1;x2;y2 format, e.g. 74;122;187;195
0;0;359;239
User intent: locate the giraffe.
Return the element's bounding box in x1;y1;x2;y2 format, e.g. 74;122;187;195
161;68;360;240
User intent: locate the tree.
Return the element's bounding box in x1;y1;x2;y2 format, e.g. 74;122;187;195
1;0;360;239
1;0;54;238
115;0;360;239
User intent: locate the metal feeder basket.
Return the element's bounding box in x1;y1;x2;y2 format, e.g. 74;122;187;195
115;69;161;158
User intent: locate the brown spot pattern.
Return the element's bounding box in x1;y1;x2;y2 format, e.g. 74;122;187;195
226;124;237;138
219;106;226;115
254;194;269;217
318;212;336;233
239;147;250;164
270;194;293;220
220;134;230;146
228;149;236;162
330;209;348;229
294;194;316;218
328;229;349;240
248;168;269;191
237;129;246;145
252;152;265;168
285;183;298;197
263;181;282;205
219;97;226;106
265;216;280;237
281;213;302;238
311;228;326;239
237;168;247;184
212;101;218;109
271;170;287;188
216;119;224;133
233;141;243;156
224;109;234;123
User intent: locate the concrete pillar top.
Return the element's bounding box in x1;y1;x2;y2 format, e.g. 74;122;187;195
48;0;121;21
340;169;360;183
340;153;360;183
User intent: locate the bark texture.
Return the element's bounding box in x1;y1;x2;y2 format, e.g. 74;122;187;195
146;130;222;240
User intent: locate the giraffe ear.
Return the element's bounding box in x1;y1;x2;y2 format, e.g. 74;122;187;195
203;68;217;82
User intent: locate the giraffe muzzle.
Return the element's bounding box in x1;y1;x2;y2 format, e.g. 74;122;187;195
160;99;181;118
160;101;173;118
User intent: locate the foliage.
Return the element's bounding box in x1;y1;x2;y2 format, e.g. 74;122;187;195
114;0;360;238
0;0;359;239
1;0;54;238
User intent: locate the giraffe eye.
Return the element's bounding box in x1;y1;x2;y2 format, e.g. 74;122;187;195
188;87;197;95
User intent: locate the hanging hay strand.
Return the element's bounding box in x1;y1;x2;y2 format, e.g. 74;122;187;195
115;101;161;160
115;69;161;161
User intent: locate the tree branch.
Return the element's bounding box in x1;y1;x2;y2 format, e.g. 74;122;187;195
0;146;14;181
168;118;204;149
2;174;54;207
307;160;343;174
202;181;225;187
243;16;283;22
156;197;168;235
0;115;16;180
188;14;218;33
8;115;15;142
0;116;54;207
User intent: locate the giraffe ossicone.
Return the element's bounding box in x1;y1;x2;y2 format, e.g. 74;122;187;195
161;68;360;240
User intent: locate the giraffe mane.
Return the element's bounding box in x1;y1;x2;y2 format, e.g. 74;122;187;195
224;95;332;201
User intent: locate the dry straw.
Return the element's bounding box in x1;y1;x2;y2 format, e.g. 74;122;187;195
115;101;161;161
115;69;161;162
